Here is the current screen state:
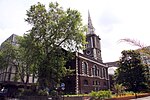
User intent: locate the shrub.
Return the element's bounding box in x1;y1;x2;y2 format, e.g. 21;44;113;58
23;89;36;96
89;91;98;100
49;90;57;96
16;88;24;97
89;90;112;100
17;88;37;96
38;89;49;96
113;84;125;96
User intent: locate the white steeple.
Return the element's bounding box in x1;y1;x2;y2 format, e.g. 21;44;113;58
87;11;95;34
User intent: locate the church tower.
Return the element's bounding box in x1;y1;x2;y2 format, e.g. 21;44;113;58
83;11;102;62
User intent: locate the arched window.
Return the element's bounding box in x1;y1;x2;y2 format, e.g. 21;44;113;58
99;67;102;78
82;61;88;75
93;65;98;76
103;82;107;86
95;65;97;76
83;80;88;85
103;68;106;78
96;81;98;85
97;69;100;76
92;66;95;76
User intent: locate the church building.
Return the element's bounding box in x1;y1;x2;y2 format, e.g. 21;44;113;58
63;12;109;94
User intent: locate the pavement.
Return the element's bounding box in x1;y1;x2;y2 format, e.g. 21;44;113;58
130;96;150;100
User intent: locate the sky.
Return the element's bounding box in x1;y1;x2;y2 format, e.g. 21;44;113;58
1;0;150;63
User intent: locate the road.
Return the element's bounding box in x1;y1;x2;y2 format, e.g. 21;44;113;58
131;96;150;100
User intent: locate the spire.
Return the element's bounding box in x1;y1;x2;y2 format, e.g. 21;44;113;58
87;10;95;34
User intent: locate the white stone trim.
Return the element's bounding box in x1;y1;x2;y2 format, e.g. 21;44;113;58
78;74;107;79
95;37;97;48
91;37;93;48
102;67;104;78
78;54;107;67
93;48;97;59
82;61;89;75
75;57;79;94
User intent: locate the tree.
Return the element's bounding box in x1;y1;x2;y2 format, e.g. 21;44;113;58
23;2;86;89
120;38;150;87
115;50;148;92
0;40;33;87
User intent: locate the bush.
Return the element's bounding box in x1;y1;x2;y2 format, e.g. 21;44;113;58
23;89;37;96
89;91;98;100
16;88;24;97
38;89;49;96
49;90;57;96
89;90;112;100
17;88;37;97
123;91;134;95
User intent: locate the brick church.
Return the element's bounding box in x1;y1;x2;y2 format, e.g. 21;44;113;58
63;12;109;94
0;12;109;94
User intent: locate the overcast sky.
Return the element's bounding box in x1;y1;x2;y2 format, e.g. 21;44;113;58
1;0;150;62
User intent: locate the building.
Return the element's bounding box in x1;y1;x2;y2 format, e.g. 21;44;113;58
0;12;109;94
0;34;37;97
105;61;118;90
63;12;109;94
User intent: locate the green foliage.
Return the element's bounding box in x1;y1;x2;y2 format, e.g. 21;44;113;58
0;1;86;94
38;89;49;96
23;2;86;89
115;50;148;92
49;90;57;96
23;89;35;96
17;88;37;96
0;40;31;84
17;88;24;97
0;42;17;69
113;84;125;97
89;90;112;100
123;91;134;95
89;91;97;99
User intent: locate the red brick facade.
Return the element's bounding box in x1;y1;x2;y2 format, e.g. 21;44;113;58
63;53;109;94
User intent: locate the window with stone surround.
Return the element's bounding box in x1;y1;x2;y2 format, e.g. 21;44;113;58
100;67;102;78
92;65;98;76
93;81;95;85
82;61;88;75
103;81;107;87
83;80;88;86
96;80;98;85
103;68;105;78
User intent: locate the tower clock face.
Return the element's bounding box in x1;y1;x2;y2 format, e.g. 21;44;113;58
97;50;101;56
86;50;91;55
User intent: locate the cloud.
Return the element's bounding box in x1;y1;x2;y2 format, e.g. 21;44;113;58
1;0;150;63
99;10;120;33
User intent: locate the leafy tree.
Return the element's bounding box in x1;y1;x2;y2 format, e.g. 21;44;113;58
120;38;150;84
0;40;32;86
115;50;148;92
24;2;86;89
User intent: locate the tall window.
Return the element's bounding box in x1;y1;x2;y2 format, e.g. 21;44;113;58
100;67;102;78
103;68;105;78
93;65;98;76
92;67;94;76
82;61;88;75
95;65;97;76
97;69;100;76
83;80;88;85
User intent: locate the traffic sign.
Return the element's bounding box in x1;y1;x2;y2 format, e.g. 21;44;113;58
61;83;65;90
